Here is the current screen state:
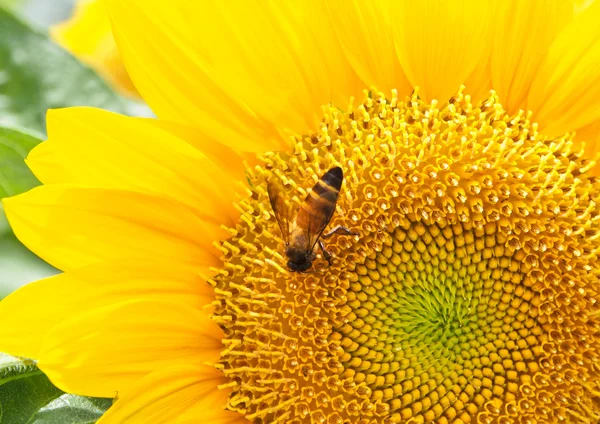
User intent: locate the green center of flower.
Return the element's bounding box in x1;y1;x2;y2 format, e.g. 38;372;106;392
210;88;600;423
339;222;545;423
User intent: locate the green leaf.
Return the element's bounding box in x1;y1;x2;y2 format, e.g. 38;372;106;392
0;205;8;235
0;126;43;242
0;127;54;298
0;354;62;423
29;395;113;424
0;126;42;199
0;6;138;134
0;233;57;298
0;354;111;424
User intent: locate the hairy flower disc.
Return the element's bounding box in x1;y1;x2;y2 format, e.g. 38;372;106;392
212;88;600;424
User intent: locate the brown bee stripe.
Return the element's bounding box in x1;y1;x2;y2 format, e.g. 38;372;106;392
308;189;322;200
311;179;338;197
308;168;342;200
321;167;343;191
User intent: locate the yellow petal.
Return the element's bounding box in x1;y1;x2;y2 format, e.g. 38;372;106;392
392;0;493;102
0;258;214;360
52;0;112;56
575;0;596;15
178;415;246;424
528;0;600;136
28;108;241;222
326;0;411;96
98;365;240;424
464;55;492;105
107;0;361;150
577;118;600;145
177;397;247;424
575;119;600;175
52;0;138;97
150;120;253;183
491;0;573;115
38;299;222;398
3;186;222;271
24;142;74;185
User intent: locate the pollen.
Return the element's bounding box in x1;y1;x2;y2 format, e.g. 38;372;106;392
210;88;600;423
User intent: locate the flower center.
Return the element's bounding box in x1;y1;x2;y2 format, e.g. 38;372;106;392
211;88;600;423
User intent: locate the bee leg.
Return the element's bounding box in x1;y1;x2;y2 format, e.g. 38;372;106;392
318;240;333;265
322;225;359;239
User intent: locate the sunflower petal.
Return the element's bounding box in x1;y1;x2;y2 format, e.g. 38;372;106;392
491;0;573;115
37;299;222;398
0;258;214;360
326;0;411;96
51;0;137;96
575;119;600;175
392;0;493;102
464;55;492;105
24;143;73;185
3;186;222;271
177;396;247;424
27;108;241;222
97;365;240;424
107;0;361;149
528;0;600;135
152;120;251;183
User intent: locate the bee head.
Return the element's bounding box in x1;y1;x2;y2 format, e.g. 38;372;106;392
286;248;313;272
288;259;312;272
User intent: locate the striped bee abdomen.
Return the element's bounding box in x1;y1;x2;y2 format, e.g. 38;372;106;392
297;167;343;236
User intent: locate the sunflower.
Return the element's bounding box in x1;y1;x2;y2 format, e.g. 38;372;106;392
2;1;600;423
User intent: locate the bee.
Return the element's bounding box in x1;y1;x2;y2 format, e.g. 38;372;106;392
268;167;358;272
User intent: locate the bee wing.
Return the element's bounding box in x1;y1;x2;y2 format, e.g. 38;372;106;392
267;178;294;244
296;167;343;251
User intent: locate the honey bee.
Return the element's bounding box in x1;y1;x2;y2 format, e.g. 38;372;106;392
268;167;357;272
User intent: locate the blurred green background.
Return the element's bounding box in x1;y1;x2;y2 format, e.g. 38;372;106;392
0;0;76;298
0;0;148;299
2;0;73;27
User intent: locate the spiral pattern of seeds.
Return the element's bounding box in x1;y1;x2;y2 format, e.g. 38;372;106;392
210;88;600;424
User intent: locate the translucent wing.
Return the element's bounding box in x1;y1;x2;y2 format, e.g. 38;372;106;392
267;178;295;244
296;167;343;251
